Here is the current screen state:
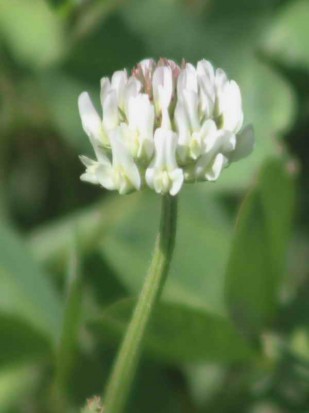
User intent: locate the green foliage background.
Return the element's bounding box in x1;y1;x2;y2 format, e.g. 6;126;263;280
0;0;308;412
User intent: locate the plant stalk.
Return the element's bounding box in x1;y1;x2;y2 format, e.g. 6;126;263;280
103;194;178;413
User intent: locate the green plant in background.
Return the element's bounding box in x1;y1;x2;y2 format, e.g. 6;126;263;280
0;0;308;412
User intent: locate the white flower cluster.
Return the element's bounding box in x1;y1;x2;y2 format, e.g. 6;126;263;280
78;58;254;195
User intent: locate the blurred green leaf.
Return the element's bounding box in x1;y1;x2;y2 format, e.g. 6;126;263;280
259;160;296;271
0;315;50;367
64;13;146;82
103;188;232;315
0;365;37;411
46;0;67;7
262;0;309;71
127;361;184;413
39;71;91;151
0;223;62;341
225;159;296;336
225;189;275;336
84;252;127;307
90;299;254;363
54;247;82;398
28;195;138;270
0;0;66;68
184;364;226;408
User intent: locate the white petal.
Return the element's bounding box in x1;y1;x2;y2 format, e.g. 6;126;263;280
169;169;184;195
201;119;217;151
221;132;236;153
123;77;142;114
145;167;155;190
111;70;128;110
177;64;198;96
153;172;169;194
195;153;212;176
220;80;244;132
145;128;184;194
80;156;100;185
215;68;228;91
161;108;172;130
198;86;214;119
128;94;154;139
189;133;204;160
197;60;216;118
126;94;155;159
138;58;155;75
174;101;190;146
183;89;200;131
196;152;226;181
185;63;198;92
80;171;99;185
78;92;102;142
139;138;154;160
230;125;255;162
164;131;179;169
153;128;178;168
213;130;235;155
79;155;95;168
151;128;167;168
110;129;141;191
95;163;117;190
197;59;215;84
205;153;226;181
152;66;173;110
100;77;111;107
79;156;114;189
111;70;128;92
92;142;111;165
103;91;119;129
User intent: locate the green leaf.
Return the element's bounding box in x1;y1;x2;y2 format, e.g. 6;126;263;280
102;188;232;315
46;0;67;7
259;160;296;270
225;190;274;336
62;12;146;85
38;71;92;152
0;315;51;367
184;364;226;408
90;299;254;363
0;223;62;342
225;158;296;336
127;361;184;413
0;0;66;68
28;195;138;270
0;365;37;411
54;247;82;394
262;0;309;71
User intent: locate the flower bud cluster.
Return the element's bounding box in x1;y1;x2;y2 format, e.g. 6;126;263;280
78;58;254;195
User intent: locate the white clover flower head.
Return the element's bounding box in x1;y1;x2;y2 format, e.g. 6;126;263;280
78;58;254;195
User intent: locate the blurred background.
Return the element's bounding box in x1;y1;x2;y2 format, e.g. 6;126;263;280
0;0;309;412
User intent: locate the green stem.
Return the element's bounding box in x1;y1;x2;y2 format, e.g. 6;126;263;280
103;194;178;413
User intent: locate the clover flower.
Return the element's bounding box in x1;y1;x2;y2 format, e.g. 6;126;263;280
78;58;254;195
